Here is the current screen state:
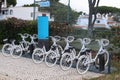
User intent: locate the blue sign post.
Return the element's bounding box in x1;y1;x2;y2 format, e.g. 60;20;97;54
39;0;50;7
38;16;49;39
38;16;49;51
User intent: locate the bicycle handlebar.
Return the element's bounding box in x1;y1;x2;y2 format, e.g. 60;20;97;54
54;36;61;41
101;39;109;46
62;36;74;43
33;34;38;39
50;36;61;42
83;38;91;45
77;38;91;45
96;39;109;47
67;36;74;42
18;33;29;39
29;34;38;39
24;33;29;38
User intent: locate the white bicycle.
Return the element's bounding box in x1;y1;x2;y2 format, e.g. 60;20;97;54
76;39;109;74
29;34;38;48
45;36;63;67
32;37;57;64
11;33;30;58
2;39;22;58
60;38;91;71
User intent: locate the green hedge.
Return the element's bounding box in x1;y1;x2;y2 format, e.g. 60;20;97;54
0;18;120;52
0;18;37;43
0;18;72;44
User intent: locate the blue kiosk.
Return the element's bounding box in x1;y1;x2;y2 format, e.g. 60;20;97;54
37;0;50;51
38;16;49;51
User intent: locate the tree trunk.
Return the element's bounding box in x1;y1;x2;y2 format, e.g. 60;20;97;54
88;0;100;38
0;1;2;13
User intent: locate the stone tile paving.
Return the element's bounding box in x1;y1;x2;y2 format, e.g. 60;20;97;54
0;53;103;80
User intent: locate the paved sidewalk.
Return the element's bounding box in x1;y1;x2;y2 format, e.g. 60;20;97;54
0;53;103;80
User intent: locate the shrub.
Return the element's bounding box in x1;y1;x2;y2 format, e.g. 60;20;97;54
0;18;37;44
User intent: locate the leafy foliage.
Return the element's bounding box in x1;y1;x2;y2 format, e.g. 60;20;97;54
0;18;37;43
7;0;17;6
113;12;120;22
96;6;120;14
24;1;80;24
0;18;73;44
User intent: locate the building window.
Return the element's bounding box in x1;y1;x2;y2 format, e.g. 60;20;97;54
1;10;8;15
10;10;13;15
5;10;8;15
97;20;100;23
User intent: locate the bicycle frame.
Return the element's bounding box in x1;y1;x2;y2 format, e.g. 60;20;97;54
84;39;109;65
68;38;91;60
61;36;75;54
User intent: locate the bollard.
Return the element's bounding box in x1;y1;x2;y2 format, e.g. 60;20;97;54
38;39;49;51
29;44;34;56
108;53;111;74
99;54;105;71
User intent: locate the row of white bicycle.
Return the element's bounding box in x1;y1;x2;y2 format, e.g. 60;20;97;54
1;33;110;74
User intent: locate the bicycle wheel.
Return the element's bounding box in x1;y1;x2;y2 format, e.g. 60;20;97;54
95;51;109;68
45;51;58;67
2;43;12;57
60;53;73;71
11;45;22;58
32;48;44;64
76;55;90;74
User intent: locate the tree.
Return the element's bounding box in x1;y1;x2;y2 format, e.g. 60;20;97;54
113;12;120;22
88;0;100;37
7;0;16;7
96;6;120;15
39;1;79;24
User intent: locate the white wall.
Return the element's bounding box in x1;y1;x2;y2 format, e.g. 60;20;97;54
8;7;38;20
0;7;54;21
76;14;110;29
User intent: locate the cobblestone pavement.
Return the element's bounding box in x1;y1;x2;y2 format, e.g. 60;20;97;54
0;52;103;80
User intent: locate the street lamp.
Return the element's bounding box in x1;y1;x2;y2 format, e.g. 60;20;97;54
67;0;70;25
67;0;70;35
33;0;36;20
67;0;70;26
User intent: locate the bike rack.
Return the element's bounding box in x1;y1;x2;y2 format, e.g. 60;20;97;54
98;54;105;71
107;53;112;74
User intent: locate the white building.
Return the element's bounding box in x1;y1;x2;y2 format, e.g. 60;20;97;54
0;0;54;21
74;14;111;29
0;7;54;21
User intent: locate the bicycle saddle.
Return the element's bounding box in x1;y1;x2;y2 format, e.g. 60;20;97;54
3;39;8;43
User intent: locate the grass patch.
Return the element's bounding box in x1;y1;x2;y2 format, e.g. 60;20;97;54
89;60;120;80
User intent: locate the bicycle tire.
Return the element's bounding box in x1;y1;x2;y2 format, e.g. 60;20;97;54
2;43;12;57
11;45;22;58
32;48;44;64
45;50;58;67
76;55;90;74
60;53;73;71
